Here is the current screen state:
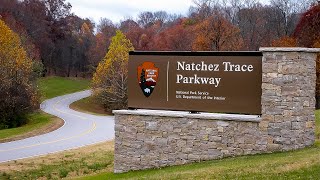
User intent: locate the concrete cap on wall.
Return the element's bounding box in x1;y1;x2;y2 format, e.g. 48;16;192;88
113;109;261;122
259;47;320;53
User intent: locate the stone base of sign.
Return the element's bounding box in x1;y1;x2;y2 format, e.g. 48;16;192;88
113;47;319;173
113;110;264;173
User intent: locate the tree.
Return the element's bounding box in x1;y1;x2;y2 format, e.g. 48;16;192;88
294;3;320;47
237;4;272;50
138;11;156;28
154;11;169;23
271;36;297;47
0;20;38;129
293;3;320;107
153;18;193;51
89;18;116;66
192;13;243;51
0;0;42;62
268;0;303;38
97;18;116;39
190;0;213;20
92;30;134;112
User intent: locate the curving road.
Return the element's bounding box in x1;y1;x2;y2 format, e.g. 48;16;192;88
0;90;114;163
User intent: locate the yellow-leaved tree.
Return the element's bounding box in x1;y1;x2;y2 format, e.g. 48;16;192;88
0;20;38;129
92;30;134;111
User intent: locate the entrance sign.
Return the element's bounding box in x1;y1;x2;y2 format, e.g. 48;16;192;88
128;51;262;114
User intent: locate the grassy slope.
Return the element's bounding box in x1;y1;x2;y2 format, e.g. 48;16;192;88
80;112;320;180
0;77;90;141
0;141;114;179
82;147;320;180
38;76;90;100
70;96;110;116
0;112;56;142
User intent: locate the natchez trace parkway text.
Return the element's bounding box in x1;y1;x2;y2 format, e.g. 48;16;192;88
176;61;254;87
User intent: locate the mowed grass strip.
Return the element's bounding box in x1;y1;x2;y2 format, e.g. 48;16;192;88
80;143;320;180
38;76;90;101
0;76;90;141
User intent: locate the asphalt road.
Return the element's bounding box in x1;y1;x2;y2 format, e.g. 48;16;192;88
0;90;114;163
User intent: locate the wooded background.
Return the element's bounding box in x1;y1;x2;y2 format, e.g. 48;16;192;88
1;0;319;77
1;0;320;125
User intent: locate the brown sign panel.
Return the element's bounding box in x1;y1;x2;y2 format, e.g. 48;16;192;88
128;51;262;115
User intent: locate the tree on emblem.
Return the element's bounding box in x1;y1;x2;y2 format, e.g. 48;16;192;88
140;69;146;84
139;68;151;97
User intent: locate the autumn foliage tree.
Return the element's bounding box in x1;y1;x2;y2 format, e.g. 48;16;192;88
92;30;134;112
271;36;297;47
153;19;194;51
192;14;244;51
0;20;38;129
293;3;320;107
294;4;320;48
88;18;116;73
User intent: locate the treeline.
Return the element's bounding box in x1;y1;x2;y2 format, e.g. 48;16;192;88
92;1;320;112
0;0;94;77
1;0;318;78
0;19;38;129
0;0;319;125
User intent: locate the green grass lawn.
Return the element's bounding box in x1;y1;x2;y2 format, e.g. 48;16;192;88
37;76;90;101
0;76;90;142
0;112;50;139
0;112;61;142
1;112;319;179
315;110;320;139
78;112;320;180
80;145;320;180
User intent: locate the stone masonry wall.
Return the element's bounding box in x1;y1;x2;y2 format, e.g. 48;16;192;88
113;48;319;173
114;114;263;173
260;48;317;151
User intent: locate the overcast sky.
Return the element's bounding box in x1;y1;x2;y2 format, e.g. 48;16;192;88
66;0;272;25
67;0;194;25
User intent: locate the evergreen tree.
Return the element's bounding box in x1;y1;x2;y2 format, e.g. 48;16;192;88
140;69;146;84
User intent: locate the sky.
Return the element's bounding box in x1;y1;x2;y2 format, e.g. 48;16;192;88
67;0;194;25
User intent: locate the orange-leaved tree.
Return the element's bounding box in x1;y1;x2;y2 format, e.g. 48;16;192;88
92;30;134;112
192;14;244;51
153;18;194;51
0;19;38;129
271;36;297;47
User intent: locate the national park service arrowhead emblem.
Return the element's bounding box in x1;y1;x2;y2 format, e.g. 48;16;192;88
137;62;159;97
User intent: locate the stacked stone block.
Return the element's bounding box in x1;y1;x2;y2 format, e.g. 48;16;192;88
260;48;318;151
114;114;263;173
